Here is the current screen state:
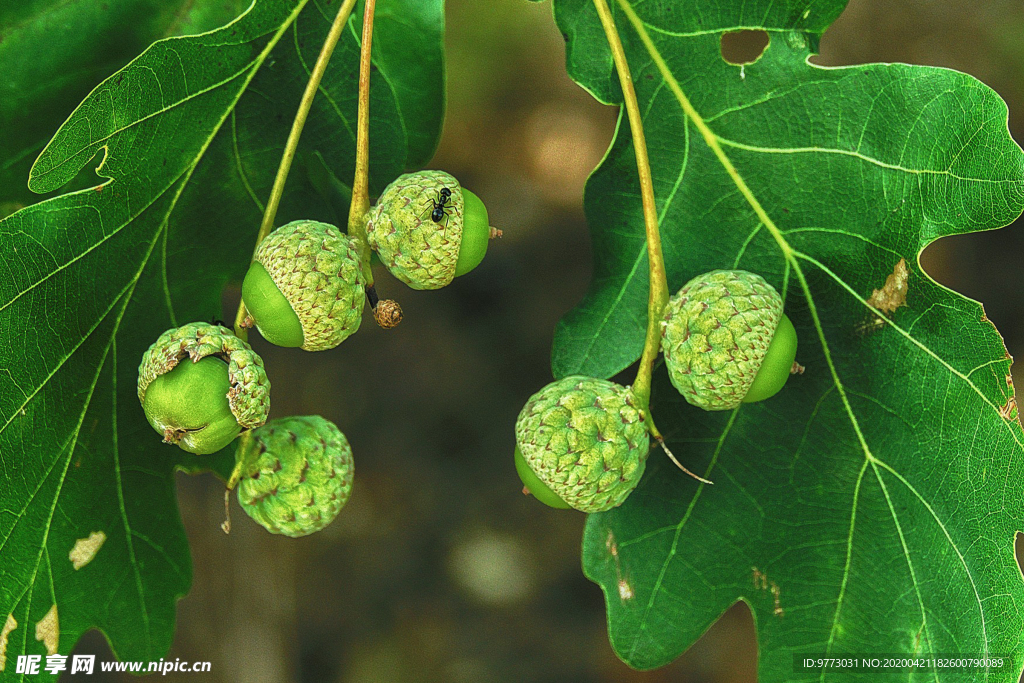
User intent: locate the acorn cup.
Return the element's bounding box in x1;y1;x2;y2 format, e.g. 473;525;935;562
235;415;354;537
365;170;498;290
137;323;270;454
241;220;366;351
660;269;798;411
513;375;650;512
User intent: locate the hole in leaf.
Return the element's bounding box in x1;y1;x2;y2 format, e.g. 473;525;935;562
1015;532;1024;582
720;30;770;65
670;600;759;678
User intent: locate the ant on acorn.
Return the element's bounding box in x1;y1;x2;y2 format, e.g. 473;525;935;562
423;187;453;229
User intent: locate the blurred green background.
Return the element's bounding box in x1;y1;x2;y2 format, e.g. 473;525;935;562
59;0;1024;681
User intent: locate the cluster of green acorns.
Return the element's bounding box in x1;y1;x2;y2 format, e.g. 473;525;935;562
514;269;799;512
138;171;496;537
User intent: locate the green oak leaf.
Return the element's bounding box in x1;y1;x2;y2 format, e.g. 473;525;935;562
550;0;1024;679
0;0;444;676
0;0;252;217
373;0;445;167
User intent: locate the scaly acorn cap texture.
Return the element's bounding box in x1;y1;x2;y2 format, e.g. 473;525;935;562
236;415;354;537
515;376;650;512
660;269;784;411
254;220;366;351
365;170;464;290
137;322;270;430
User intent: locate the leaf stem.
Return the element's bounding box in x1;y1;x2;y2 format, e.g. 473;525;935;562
590;0;667;410
346;0;377;286
232;0;360;338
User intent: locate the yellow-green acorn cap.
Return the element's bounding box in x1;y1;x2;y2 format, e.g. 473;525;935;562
514;376;650;512
660;270;785;411
236;415;354;537
250;220;365;351
365;170;465;290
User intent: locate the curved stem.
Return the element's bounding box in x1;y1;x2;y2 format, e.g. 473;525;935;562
646;413;713;485
590;0;667;410
592;0;710;485
346;0;377;286
233;0;360;338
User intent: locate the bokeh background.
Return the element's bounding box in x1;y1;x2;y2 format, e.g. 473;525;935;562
64;0;1024;681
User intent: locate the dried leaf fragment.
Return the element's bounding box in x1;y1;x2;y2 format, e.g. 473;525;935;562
69;531;107;570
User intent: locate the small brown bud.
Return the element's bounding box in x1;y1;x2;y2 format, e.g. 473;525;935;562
374;299;403;329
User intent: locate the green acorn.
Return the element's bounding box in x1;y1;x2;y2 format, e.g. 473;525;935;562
138;323;270;454
236;415;354;537
241;220;366;351
514;376;650;512
365;170;496;290
660;270;798;411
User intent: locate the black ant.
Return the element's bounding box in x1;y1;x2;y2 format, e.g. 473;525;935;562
423;187;453;228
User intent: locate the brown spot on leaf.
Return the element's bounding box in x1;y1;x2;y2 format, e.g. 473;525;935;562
35;604;58;655
605;530;635;601
605;530;618;558
867;258;909;313
0;614;16;671
69;531;106;570
858;258;909;335
1000;373;1018;421
752;567;784;617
